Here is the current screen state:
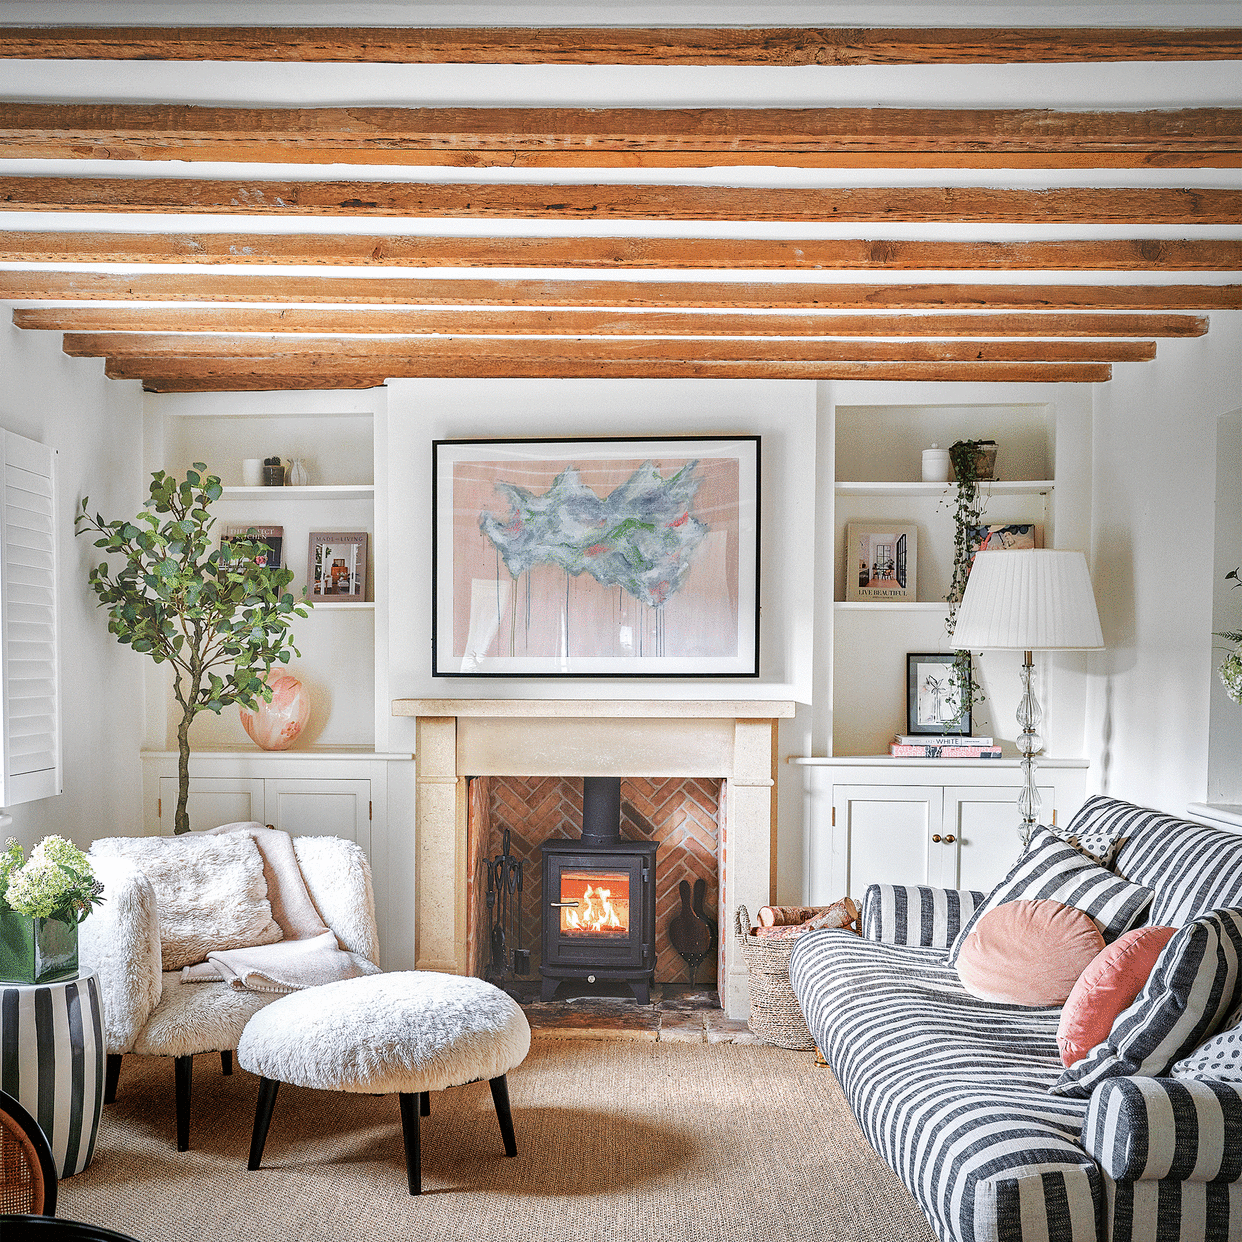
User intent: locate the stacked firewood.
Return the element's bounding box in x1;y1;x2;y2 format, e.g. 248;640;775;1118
747;897;859;940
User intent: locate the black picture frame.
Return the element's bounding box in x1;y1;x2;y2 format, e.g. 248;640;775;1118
906;652;972;736
432;435;761;678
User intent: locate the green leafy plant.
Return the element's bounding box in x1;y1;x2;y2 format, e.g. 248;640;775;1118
76;464;310;835
942;439;989;727
1217;566;1242;706
1;836;104;923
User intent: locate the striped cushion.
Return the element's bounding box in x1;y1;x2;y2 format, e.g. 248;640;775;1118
790;933;1101;1242
1051;908;1242;1099
947;825;1153;966
1080;796;1242;926
1106;1177;1242;1242
1083;1075;1242;1182
860;884;985;949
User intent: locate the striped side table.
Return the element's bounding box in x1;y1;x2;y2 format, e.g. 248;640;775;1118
0;970;104;1177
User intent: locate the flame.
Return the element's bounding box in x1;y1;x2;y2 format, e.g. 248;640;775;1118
564;884;624;932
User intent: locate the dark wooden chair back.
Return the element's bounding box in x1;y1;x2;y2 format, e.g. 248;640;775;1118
0;1090;57;1217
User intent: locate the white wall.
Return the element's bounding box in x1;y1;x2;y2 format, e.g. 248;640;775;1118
1086;312;1242;815
1209;410;1242;804
0;321;146;852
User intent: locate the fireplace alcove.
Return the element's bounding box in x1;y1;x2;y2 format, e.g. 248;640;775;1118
392;699;795;1019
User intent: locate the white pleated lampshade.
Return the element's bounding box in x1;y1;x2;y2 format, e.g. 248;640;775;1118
951;549;1104;651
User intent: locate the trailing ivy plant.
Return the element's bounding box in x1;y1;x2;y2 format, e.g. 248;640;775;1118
943;439;989;729
1216;566;1242;706
75;464;310;835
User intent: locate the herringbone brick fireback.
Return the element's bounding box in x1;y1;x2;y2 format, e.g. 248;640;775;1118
473;775;721;986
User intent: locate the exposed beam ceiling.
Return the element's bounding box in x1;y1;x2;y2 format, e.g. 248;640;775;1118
60;332;1154;364
14;308;1209;339
2;25;1239;391
3;180;1237;225
1;26;1239;66
1;273;1236;311
7;232;1238;271
3;104;1239;168
105;356;1114;387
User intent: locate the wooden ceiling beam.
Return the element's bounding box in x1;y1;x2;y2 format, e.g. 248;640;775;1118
103;355;1113;383
5;232;1239;271
2;103;1237;168
2;178;1238;225
14;306;1208;339
0;273;1236;310
1;26;1238;66
63;332;1154;364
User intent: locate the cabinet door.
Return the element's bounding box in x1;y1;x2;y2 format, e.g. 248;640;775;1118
941;784;1056;892
262;778;372;854
157;776;266;834
831;785;940;901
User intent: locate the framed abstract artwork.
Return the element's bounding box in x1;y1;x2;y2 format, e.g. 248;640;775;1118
432;436;760;676
906;651;972;736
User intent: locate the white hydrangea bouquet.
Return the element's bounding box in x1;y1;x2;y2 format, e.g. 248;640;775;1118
1219;567;1242;707
0;836;104;922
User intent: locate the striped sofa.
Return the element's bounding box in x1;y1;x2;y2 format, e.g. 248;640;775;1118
789;796;1242;1242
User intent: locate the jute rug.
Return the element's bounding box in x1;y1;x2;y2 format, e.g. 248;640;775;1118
59;1041;936;1242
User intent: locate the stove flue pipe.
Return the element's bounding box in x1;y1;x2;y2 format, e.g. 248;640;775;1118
581;776;623;847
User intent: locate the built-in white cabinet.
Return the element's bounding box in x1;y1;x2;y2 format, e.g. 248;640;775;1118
141;752;403;855
797;758;1088;905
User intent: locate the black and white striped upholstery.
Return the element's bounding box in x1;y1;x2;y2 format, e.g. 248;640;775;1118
1083;1076;1242;1182
948;826;1154;965
1066;796;1242;927
1052;909;1242;1099
860;884;986;949
791;931;1101;1242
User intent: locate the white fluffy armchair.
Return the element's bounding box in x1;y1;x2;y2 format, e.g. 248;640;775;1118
79;833;378;1151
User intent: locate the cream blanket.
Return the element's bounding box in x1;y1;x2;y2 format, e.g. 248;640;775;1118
181;823;377;994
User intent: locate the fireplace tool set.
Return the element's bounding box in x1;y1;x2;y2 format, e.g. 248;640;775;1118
485;828;530;992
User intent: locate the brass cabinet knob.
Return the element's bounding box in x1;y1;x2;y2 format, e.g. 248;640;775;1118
944;834;956;844
931;833;942;843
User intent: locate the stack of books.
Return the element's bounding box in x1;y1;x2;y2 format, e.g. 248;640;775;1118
889;734;1002;758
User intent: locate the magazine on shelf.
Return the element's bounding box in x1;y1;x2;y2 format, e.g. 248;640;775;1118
890;744;1004;759
221;524;283;571
893;734;994;747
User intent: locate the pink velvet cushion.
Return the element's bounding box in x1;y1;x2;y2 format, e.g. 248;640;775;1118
1056;924;1178;1067
956;899;1105;1007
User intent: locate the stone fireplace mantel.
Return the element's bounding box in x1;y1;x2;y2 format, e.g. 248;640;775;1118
391;698;794;1019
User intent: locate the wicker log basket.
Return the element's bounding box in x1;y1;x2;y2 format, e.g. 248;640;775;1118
734;904;816;1050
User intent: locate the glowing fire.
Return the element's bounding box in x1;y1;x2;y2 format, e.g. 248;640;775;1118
565;884;624;933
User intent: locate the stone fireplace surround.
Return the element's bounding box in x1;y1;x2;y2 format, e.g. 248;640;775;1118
391;700;795;1019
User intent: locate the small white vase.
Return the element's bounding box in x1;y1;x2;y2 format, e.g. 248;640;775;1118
287;458;310;487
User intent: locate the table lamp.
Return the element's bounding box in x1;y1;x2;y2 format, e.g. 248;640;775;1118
951;549;1104;842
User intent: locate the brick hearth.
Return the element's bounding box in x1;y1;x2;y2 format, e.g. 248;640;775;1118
472;774;721;986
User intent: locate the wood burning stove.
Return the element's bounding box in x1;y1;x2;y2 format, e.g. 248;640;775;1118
540;777;658;1003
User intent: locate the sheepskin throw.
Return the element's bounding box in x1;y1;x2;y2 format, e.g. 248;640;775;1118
91;833;282;970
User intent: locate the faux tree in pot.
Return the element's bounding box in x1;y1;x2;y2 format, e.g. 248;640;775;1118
76;464;310;835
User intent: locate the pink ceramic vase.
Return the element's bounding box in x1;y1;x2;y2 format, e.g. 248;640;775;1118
239;673;310;751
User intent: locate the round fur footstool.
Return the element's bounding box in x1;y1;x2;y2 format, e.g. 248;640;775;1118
236;971;531;1194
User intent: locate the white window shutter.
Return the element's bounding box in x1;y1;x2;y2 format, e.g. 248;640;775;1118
0;430;61;805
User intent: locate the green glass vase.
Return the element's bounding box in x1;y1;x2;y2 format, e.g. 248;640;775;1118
0;909;78;984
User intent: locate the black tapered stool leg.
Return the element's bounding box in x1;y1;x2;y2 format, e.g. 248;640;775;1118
420;1091;430;1117
104;1054;122;1105
220;1050;233;1076
248;1077;281;1171
489;1075;517;1157
398;1092;421;1195
173;1055;193;1151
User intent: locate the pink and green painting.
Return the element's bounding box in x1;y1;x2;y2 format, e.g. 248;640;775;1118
433;438;759;676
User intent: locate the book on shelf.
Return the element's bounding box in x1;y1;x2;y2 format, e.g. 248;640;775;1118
889;743;1004;759
893;734;994;747
221;524;283;571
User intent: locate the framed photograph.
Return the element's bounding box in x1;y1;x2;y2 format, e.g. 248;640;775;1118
968;522;1042;562
222;524;283;570
906;652;972;736
432;436;760;677
308;531;368;601
845;523;918;603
